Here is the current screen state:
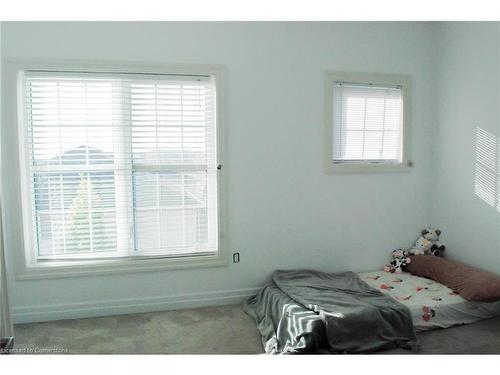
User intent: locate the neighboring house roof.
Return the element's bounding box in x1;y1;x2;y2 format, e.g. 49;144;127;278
34;146;206;211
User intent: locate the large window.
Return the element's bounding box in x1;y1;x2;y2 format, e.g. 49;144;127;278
325;72;411;173
21;70;220;264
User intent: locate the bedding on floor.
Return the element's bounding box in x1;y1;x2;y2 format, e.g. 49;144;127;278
360;270;500;332
243;269;418;354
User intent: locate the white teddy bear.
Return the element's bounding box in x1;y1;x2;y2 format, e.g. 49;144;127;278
409;228;445;256
410;236;431;255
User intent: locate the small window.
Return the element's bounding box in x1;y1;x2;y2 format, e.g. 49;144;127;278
20;68;222;265
325;72;411;173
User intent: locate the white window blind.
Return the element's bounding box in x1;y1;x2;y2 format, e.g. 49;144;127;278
24;71;218;261
333;82;403;164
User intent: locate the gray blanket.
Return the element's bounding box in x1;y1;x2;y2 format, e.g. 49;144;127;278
243;270;418;354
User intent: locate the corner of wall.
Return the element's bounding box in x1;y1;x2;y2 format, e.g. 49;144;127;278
427;21;444;229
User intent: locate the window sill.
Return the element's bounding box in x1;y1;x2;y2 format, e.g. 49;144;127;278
325;161;412;174
15;252;228;280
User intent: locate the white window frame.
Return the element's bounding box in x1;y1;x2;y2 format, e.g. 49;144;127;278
3;59;227;280
324;71;412;174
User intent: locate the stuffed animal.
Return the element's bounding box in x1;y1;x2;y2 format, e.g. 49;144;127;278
384;249;411;274
409;228;445;257
409;236;431;255
421;228;446;257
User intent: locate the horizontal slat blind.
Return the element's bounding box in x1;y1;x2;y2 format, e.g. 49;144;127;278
333;82;403;163
24;71;217;260
130;78;216;255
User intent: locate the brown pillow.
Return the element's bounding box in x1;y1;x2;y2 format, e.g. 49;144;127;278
405;255;500;302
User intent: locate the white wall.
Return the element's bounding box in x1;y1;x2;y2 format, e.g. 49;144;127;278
431;22;500;272
0;21;15;338
1;22;435;323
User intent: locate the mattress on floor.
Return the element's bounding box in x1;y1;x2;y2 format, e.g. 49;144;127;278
359;270;500;332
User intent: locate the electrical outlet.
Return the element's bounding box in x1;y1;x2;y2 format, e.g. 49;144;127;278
232;252;240;263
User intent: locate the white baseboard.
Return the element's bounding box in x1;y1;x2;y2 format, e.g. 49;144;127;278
12;287;260;324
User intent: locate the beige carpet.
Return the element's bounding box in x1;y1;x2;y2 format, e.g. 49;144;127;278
13;304;500;354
